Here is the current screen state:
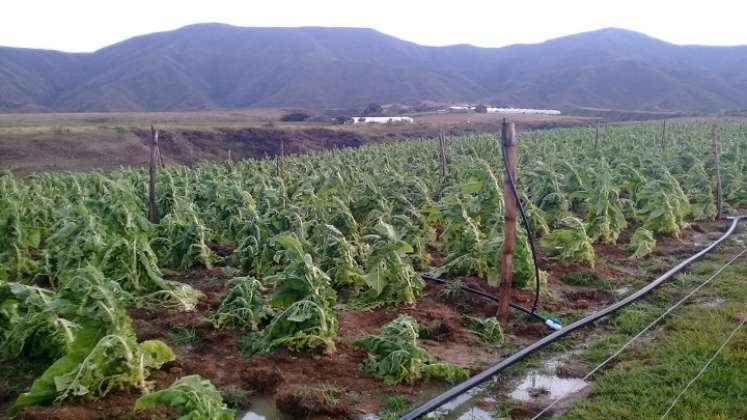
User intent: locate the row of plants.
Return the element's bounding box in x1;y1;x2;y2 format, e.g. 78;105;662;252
0;120;745;417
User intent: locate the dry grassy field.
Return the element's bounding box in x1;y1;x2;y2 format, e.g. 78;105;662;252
0;109;590;174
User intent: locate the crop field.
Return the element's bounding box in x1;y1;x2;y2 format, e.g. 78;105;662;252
1;119;746;419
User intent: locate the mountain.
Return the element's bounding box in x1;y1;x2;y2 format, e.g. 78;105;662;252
1;24;747;113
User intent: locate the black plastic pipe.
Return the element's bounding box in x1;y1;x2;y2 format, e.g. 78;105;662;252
419;274;558;328
401;215;746;420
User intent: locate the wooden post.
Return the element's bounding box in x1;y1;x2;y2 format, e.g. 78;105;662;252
156;142;164;167
227;148;232;163
438;129;448;178
661;119;667;152
148;125;159;224
712;124;723;220
278;139;286;178
594;125;599;151
499;119;517;327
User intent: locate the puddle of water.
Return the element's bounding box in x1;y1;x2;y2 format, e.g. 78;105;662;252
455;406;494;420
239;394;290;420
422;382;496;420
508;360;587;403
427;388;481;416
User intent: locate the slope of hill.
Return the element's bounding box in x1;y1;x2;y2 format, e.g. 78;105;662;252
1;24;746;113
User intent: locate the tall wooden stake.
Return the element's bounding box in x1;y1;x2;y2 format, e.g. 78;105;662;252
499;119;517;327
712;124;723;220
227;148;232;163
156;141;164;167
148;125;159;224
438;129;448;178
594;125;599;151
661;119;667;152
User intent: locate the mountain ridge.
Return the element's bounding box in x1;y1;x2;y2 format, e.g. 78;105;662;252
1;24;746;113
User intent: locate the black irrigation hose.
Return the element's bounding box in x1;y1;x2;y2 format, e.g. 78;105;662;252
400;215;747;420
419;274;557;327
500;137;543;312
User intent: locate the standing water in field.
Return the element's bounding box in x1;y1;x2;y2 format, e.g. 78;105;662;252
508;360;588;403
239;394;291;420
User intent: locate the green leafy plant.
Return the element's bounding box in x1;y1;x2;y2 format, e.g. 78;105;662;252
465;316;504;344
351;315;469;385
636;174;690;237
309;223;365;290
360;221;424;305
626;227;656;259
9;267;175;414
212;277;273;330
541;217;596;267
438;279;465;300
135;374;235;420
267;234;337;308
12;326;174;413
585;162;628;243
156;200;216;270
240;299;337;357
0;282;76;361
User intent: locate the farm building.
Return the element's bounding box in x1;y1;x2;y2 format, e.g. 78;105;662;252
352;116;415;124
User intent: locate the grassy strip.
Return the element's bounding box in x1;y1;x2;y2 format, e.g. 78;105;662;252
562;240;747;419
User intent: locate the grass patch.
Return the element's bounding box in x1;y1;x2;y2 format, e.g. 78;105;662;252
560;271;611;289
561;245;747;419
381;393;409;420
292;384;343;407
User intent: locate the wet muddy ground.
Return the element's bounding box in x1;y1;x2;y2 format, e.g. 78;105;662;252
4;221;721;420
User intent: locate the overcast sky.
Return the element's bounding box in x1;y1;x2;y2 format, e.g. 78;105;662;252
2;0;746;52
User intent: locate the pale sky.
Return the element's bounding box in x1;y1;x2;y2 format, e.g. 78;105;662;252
2;0;746;52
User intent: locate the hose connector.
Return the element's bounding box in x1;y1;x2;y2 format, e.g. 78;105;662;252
545;318;563;331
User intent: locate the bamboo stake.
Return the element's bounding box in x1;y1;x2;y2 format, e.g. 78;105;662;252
594;125;599;151
712;124;723;220
148;125;159;224
499;119;517;327
661;119;667;152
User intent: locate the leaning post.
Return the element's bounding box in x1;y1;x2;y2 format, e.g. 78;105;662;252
499;119;518;327
712;124;723;219
148;125;159;224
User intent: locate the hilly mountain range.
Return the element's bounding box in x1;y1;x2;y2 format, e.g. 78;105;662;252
2;24;747;113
